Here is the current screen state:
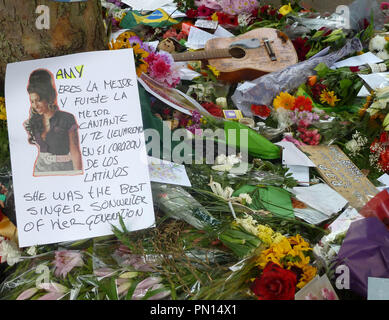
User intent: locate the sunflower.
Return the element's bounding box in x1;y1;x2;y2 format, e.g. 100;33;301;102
273;92;296;110
296;265;317;289
0;97;6;121
133;44;150;76
207;65;220;77
320;90;341;107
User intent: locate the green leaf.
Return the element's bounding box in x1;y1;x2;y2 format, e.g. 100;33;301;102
125;280;140;300
339;79;353;98
99;277;118;300
142;287;169;300
314;63;330;78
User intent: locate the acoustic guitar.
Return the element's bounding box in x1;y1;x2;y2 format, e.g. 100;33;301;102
172;28;298;82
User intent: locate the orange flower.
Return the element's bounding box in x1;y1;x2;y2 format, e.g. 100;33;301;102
273;92;296;110
307;75;317;87
293;96;313;112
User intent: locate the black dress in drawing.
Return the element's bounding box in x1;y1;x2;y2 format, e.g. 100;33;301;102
32;111;78;174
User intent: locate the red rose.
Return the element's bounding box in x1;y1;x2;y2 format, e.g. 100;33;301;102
251;104;271;118
251;262;297;300
201;102;223;118
349;66;360;73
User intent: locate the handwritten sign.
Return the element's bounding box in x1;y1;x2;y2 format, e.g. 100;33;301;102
5;49;155;247
300;145;378;210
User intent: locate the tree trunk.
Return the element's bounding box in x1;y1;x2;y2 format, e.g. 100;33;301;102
0;0;107;88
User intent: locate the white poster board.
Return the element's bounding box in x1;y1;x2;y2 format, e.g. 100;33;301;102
5;49;155;247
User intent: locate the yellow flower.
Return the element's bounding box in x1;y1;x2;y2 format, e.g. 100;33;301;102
289;234;310;248
211;12;218;21
320;90;340;107
357;51;364;55
272;232;286;244
273;92;296;110
279;3;292;16
207;65;220;77
0;97;6;121
116;31;137;43
297;265;317;289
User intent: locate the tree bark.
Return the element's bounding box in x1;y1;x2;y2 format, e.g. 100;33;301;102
0;0;107;88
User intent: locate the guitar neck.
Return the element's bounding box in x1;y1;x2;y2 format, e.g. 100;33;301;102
172;48;231;62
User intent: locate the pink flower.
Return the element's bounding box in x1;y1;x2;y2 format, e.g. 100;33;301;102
321;288;337;300
195;0;222;10
381;2;389;10
144;52;180;87
16;288;39;300
130;277;170;300
94;267;117;277
54;250;84;278
298;119;311;128
221;0;259;15
282;135;306;147
197;5;214;17
305;293;319;300
37;282;69;300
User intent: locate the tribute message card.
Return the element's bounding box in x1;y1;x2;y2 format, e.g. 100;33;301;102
5;49;155;247
300;145;378;210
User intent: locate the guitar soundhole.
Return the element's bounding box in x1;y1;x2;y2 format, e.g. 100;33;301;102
229;47;246;59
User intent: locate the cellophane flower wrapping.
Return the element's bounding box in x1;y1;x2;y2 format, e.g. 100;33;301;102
231;38;363;116
336;217;389;298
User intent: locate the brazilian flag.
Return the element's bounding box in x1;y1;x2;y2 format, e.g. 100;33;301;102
120;9;181;29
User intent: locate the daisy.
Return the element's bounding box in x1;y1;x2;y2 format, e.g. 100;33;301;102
273;92;296;110
320;90;340;107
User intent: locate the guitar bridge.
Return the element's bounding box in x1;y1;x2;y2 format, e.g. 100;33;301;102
263;38;277;61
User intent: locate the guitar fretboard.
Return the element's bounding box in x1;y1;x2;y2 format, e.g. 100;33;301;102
172;49;232;62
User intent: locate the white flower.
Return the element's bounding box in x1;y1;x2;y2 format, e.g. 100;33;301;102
215;154;228;165
238;13;253;27
26;246;37;256
369;35;387;51
212;154;242;172
216;97;228;109
0;237;22;266
369;35;389;60
235;215;258;236
226;154;242;166
208;177;234;199
212;164;233;172
237;193;253;205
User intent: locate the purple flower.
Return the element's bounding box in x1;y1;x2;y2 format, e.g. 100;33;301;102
54;250;84;278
